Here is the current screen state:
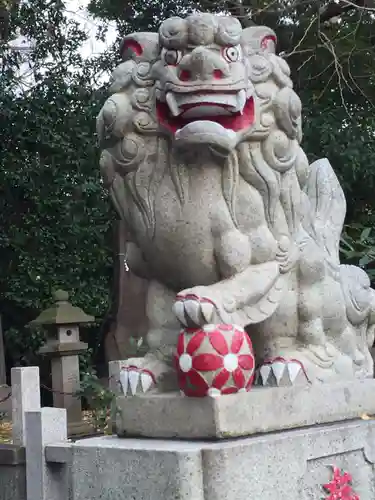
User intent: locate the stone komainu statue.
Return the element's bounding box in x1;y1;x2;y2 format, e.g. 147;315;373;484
97;13;375;393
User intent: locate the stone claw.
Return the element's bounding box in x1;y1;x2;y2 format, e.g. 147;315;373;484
256;357;309;387
173;300;188;327
173;293;217;327
119;366;155;396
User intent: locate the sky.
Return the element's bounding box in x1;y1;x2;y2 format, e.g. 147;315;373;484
9;0;117;57
64;0;117;58
8;0;118;91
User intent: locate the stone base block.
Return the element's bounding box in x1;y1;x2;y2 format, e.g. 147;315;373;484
70;419;375;500
67;421;97;439
0;445;26;500
115;379;375;439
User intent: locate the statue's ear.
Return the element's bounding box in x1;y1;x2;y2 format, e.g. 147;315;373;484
120;33;159;62
241;26;277;54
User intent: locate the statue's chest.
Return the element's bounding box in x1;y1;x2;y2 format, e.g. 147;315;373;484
152;166;231;245
128;163;274;288
131;165;233;288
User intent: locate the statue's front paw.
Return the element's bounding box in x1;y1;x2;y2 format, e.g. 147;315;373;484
173;288;220;327
119;365;156;396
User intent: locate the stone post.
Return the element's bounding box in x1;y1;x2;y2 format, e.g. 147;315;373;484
30;290;95;437
0;315;11;415
25;407;67;500
11;366;41;446
0;315;6;386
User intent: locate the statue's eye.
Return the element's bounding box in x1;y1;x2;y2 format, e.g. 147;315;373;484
161;49;182;66
222;45;241;62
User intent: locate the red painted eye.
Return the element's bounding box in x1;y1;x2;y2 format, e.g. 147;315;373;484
222;45;241;63
162;49;182;66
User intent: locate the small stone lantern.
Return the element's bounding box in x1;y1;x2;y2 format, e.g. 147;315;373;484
30;290;95;436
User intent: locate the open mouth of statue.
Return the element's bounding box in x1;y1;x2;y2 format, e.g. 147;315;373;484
156;90;255;135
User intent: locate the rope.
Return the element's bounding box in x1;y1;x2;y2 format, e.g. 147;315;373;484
0;375;115;404
0;391;11;404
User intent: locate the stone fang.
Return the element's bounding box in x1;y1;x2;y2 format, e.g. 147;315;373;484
166;92;180;117
236;89;246;114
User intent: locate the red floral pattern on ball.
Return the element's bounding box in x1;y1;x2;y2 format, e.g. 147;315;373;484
175;324;255;397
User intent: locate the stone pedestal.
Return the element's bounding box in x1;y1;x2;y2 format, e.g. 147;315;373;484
114;379;375;439
69;418;375;500
54;380;375;499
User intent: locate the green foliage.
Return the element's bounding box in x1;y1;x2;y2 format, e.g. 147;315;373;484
76;368;115;432
0;0;114;366
340;224;375;280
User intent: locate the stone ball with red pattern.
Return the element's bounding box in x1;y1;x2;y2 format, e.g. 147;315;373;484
175;324;255;397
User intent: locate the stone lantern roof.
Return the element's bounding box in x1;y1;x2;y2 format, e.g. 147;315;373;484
30;290;95;327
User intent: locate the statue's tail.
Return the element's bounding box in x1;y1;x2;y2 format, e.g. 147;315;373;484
301;158;346;266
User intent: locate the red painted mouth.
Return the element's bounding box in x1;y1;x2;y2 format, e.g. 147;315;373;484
156;96;255;134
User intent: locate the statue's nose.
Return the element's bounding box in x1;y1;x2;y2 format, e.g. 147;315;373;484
178;47;230;82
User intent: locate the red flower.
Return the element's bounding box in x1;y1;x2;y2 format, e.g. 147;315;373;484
208;326;254;390
323;467;359;500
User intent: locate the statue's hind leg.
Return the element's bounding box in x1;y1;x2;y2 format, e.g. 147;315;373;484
250;271;310;387
119;280;181;395
252;245;339;387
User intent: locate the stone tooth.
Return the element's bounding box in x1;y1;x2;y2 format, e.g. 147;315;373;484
140;372;154;393
259;365;271;385
175;93;237;108
236;89;246;114
166;92;180;117
128;370;140;395
181;106;232;119
155;88;165;102
119;370;129;395
271;361;285;385
287;362;301;384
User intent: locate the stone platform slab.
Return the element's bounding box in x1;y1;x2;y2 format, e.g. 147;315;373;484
66;418;375;500
115;379;375;439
